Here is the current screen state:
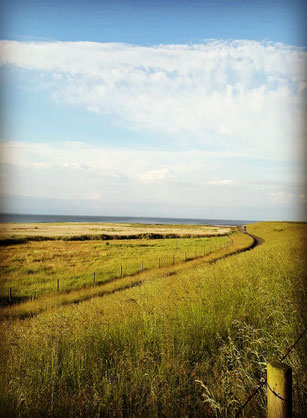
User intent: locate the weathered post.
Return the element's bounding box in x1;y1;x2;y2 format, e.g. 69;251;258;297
267;362;292;418
158;258;160;268
93;272;95;284
57;279;59;291
120;265;122;277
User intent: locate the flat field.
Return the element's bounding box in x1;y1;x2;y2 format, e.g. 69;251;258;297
0;221;306;417
0;234;232;300
0;222;231;239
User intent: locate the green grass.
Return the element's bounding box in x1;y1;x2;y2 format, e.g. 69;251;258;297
0;235;232;300
0;222;306;417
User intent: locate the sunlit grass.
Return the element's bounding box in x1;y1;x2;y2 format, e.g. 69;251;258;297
0;234;233;300
0;221;231;239
0;222;305;417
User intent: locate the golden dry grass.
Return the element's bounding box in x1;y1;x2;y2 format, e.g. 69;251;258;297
0;222;231;238
0;222;305;417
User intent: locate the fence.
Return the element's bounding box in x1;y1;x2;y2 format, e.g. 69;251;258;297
235;329;306;417
6;237;234;303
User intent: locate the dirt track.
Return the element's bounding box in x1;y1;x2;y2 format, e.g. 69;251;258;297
237;226;265;249
208;226;264;265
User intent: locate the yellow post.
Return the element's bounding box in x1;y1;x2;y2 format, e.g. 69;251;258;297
267;362;292;418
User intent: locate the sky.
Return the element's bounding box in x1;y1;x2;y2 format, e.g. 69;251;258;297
0;0;306;221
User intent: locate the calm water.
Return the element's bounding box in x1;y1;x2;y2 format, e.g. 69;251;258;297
0;213;257;226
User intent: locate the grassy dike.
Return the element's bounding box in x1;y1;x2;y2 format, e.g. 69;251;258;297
0;222;306;417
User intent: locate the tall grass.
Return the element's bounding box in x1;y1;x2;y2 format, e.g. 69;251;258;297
0;231;252;321
0;222;305;417
0;235;232;300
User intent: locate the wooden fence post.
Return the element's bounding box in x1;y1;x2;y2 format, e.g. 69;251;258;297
57;279;59;291
267;362;292;418
120;265;122;277
93;272;95;284
158;258;160;268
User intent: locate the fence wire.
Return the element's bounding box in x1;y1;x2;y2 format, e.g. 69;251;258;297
234;328;306;417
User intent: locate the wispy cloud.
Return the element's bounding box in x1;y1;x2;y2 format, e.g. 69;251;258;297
1;140;303;207
0;39;305;219
1;40;305;160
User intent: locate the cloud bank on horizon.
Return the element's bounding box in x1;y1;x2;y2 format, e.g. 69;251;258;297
0;39;306;220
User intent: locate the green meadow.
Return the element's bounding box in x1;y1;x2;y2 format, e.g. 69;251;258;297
0;222;306;417
0;233;232;300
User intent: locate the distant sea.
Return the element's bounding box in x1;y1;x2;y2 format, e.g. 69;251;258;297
0;213;258;226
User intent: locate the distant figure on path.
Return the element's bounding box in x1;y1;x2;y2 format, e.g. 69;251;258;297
243;226;247;234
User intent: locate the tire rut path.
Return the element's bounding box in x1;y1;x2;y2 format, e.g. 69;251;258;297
2;227;265;318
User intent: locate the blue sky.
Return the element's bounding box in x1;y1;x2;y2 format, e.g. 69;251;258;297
1;0;306;46
0;0;306;220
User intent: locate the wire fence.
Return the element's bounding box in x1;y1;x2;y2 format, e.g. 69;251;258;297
235;328;306;417
4;237;234;303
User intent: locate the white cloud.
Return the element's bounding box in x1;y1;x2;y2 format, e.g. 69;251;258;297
138;168;175;183
0;39;305;220
207;179;233;185
0;40;305;160
63;162;89;170
0;139;305;219
1;139;302;200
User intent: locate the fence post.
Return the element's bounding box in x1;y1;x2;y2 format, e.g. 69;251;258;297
93;272;95;284
158;258;160;268
57;279;59;291
120;265;122;277
267;362;292;418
